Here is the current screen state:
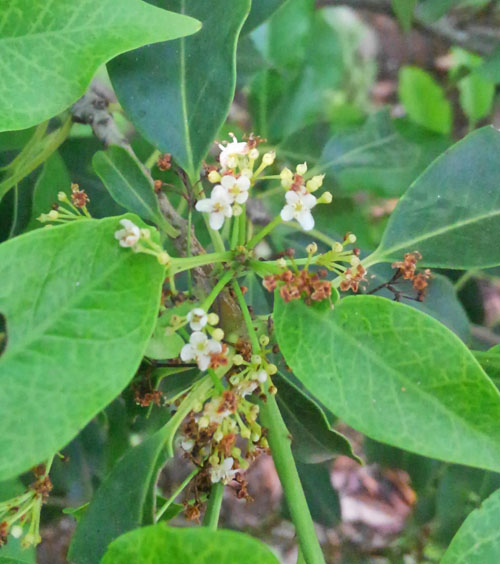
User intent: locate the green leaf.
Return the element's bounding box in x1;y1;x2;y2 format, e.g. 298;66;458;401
0;215;164;479
108;0;251;181
275;373;359;463
391;0;417;32
398;66;452;134
145;330;184;360
474;349;500;390
242;0;289;34
441;487;500;563
295;462;340;527
92;146;177;236
26;151;71;230
274;295;500;472
372;127;500;268
69;428;168;564
477;45;500;83
319;111;447;197
100;524;280;564
0;0;200;132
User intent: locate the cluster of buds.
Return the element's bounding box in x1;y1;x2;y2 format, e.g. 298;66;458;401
314;233;367;293
156;153;172;171
392;251;431;300
179;339;277;486
279;162;332;231
177;307;227;371
263;268;332;305
37;183;91;225
114;219;170;265
0;464;52;548
196;133;275;230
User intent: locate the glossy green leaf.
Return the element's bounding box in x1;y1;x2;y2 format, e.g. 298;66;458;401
145;330;184;360
0;0;200;132
100;525;280;564
0;215;164;479
474;349;500;390
398;66;452;134
372;127;500;268
441;487;500;563
108;0;250;181
242;0;288;33
92;146;177;236
69;429;168;564
275;373;359;463
274;295;500;471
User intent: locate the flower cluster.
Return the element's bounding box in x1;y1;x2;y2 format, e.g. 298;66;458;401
178;342;277;487
114;219;170;265
0;464;52;548
37;183;91;224
175;307;227;371
263;268;332;304
392;251;431;300
196;134;275;230
279;163;331;231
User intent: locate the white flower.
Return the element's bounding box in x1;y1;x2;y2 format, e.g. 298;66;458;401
220;174;250;204
218;134;248;169
186;308;208;331
235;379;258;398
210;457;238;484
204;397;232;424
180;331;222;371
195;185;233;230
280;190;317;231
114;219;141;248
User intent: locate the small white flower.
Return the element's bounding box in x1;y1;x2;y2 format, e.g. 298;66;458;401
250;369;268;383
180;331;222;371
209;457;238;484
114;219;141;248
195;185;233;230
186;307;208;331
220;174;251;204
280;190;317;231
218;134;248;170
204;397;232;424
235;379;258;398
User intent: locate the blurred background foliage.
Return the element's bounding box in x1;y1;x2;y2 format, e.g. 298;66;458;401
3;0;500;562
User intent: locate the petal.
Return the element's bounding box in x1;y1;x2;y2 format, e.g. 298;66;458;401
220;175;235;189
302;193;317;209
207;339;222;354
180;344;195;362
190;331;207;346
280;205;295;222
212;185;228;200
235;191;249;204
297;210;315;231
195;198;213;213
285;190;299;205
236;176;250;190
197;354;210;371
209;212;225;230
114;229;126;240
223;205;233;219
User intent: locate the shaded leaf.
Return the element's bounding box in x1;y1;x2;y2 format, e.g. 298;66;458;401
372;127;500;268
93;146;177;236
275;373;359;463
392;0;416;31
100;525;280;564
108;0;250;181
0;0;200;131
242;0;289;34
442;487;500;563
0;215;164;479
274;295;500;472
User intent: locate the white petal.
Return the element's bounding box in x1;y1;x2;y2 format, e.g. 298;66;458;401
119;219;135;230
190;331;207;346
212;185;230;201
180;344;195;362
114;229;126;240
236;176;250;190
302;193;317;209
285;190;300;205
235;191;249;204
223;205;233;219
195;198;213;213
206;339;222;354
220;176;236;190
280;205;295;222
297;210;315;231
209;212;225;230
197;354;211;371
223;457;234;471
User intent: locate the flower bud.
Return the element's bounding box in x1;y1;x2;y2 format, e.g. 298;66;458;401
306;242;318;255
256;369;268;383
57;191;68;202
249;148;259;160
214;430;224;442
277;257;287;268
232;446;242;458
296;162;307;176
193;401;203;413
232;203;243;216
251;432;260;442
333;242;343;253
262;151;276;166
251;354;262;366
317;191;332;204
280;167;293;188
11;525;23;539
346;233;357;244
241;168;253;178
157;251;171;266
259;335;270;346
350;255;361;266
240;426;251;439
48;209;59;220
233;354;244;366
141;228;151;239
306;174;325;193
266;363;277;375
239;458;250;469
208;170;221;183
207;312;219;326
209;454;219;466
198;416;209;429
212;328;224;341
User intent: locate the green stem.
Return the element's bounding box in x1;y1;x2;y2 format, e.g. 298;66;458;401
171;251;233;274
145;149;161;170
187;208;193;294
246;217;282;250
202;268;237;311
238;206;247;246
454;269;477;291
156;467;199;522
302;228;339;249
202;482;224;530
230;282;325;564
230;216;240;250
